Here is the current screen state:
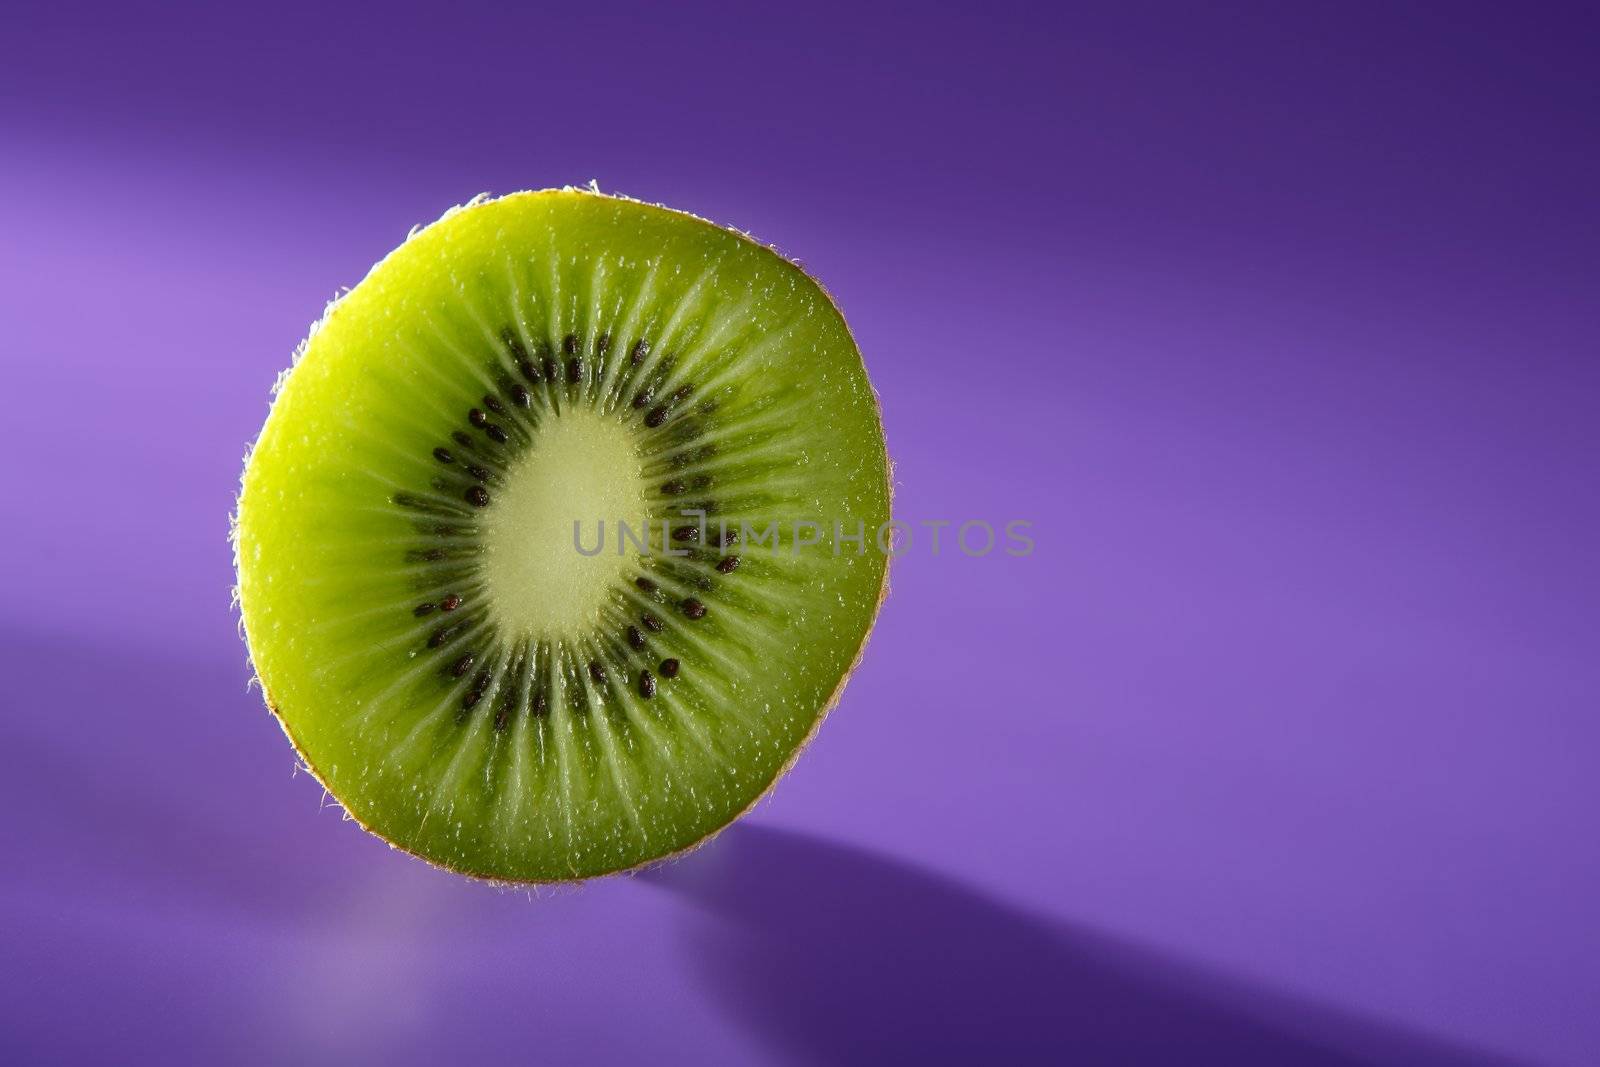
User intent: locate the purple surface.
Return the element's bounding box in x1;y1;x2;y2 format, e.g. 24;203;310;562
3;3;1597;1063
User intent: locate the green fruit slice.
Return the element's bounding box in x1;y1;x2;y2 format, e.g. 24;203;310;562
234;189;890;881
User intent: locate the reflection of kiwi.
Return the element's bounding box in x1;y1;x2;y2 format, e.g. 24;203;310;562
233;189;890;881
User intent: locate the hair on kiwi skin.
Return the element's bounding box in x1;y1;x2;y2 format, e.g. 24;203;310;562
232;186;893;884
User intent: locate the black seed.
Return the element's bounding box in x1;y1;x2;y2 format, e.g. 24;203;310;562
659;658;680;678
466;486;490;508
466;464;491;482
563;333;578;355
720;527;740;547
518;359;542;383
433;447;455;465
502;328;528;358
630;339;650;365
632;386;654;409
638;671;656;698
542;356;558;380
596;333;612;355
414;602;437;617
717;555;740;573
588;660;607;684
636;576;657;593
533;688;549;716
511;385;531;407
672;384;694;404
645;405;669;428
452;431;474;448
641;612;663;633
627;625;646;649
668;419;705;446
483;394;504;414
428;624;459;648
469;408;488;428
662;479;686;495
462;673;490;710
440;594;462;612
672;525;700;543
691;474;713;490
498;692;521;728
669;446;713;468
681;598;706;620
566;357;582;383
450;653;475;678
485;424;509;444
694;574;713;591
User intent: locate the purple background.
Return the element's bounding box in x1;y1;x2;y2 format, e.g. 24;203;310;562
3;3;1597;1063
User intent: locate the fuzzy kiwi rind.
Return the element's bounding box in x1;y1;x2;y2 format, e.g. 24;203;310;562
232;187;892;884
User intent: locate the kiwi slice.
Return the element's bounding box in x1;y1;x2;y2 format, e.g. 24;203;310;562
233;189;890;882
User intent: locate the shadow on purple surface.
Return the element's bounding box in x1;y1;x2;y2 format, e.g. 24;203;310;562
645;826;1514;1066
0;629;1521;1065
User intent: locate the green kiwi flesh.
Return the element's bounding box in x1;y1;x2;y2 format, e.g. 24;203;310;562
234;189;890;881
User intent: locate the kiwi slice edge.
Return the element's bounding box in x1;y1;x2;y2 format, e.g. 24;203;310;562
233;187;891;883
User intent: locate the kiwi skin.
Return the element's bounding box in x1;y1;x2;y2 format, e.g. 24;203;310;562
232;187;893;885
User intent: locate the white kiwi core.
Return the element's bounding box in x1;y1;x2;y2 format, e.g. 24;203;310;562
480;410;651;638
